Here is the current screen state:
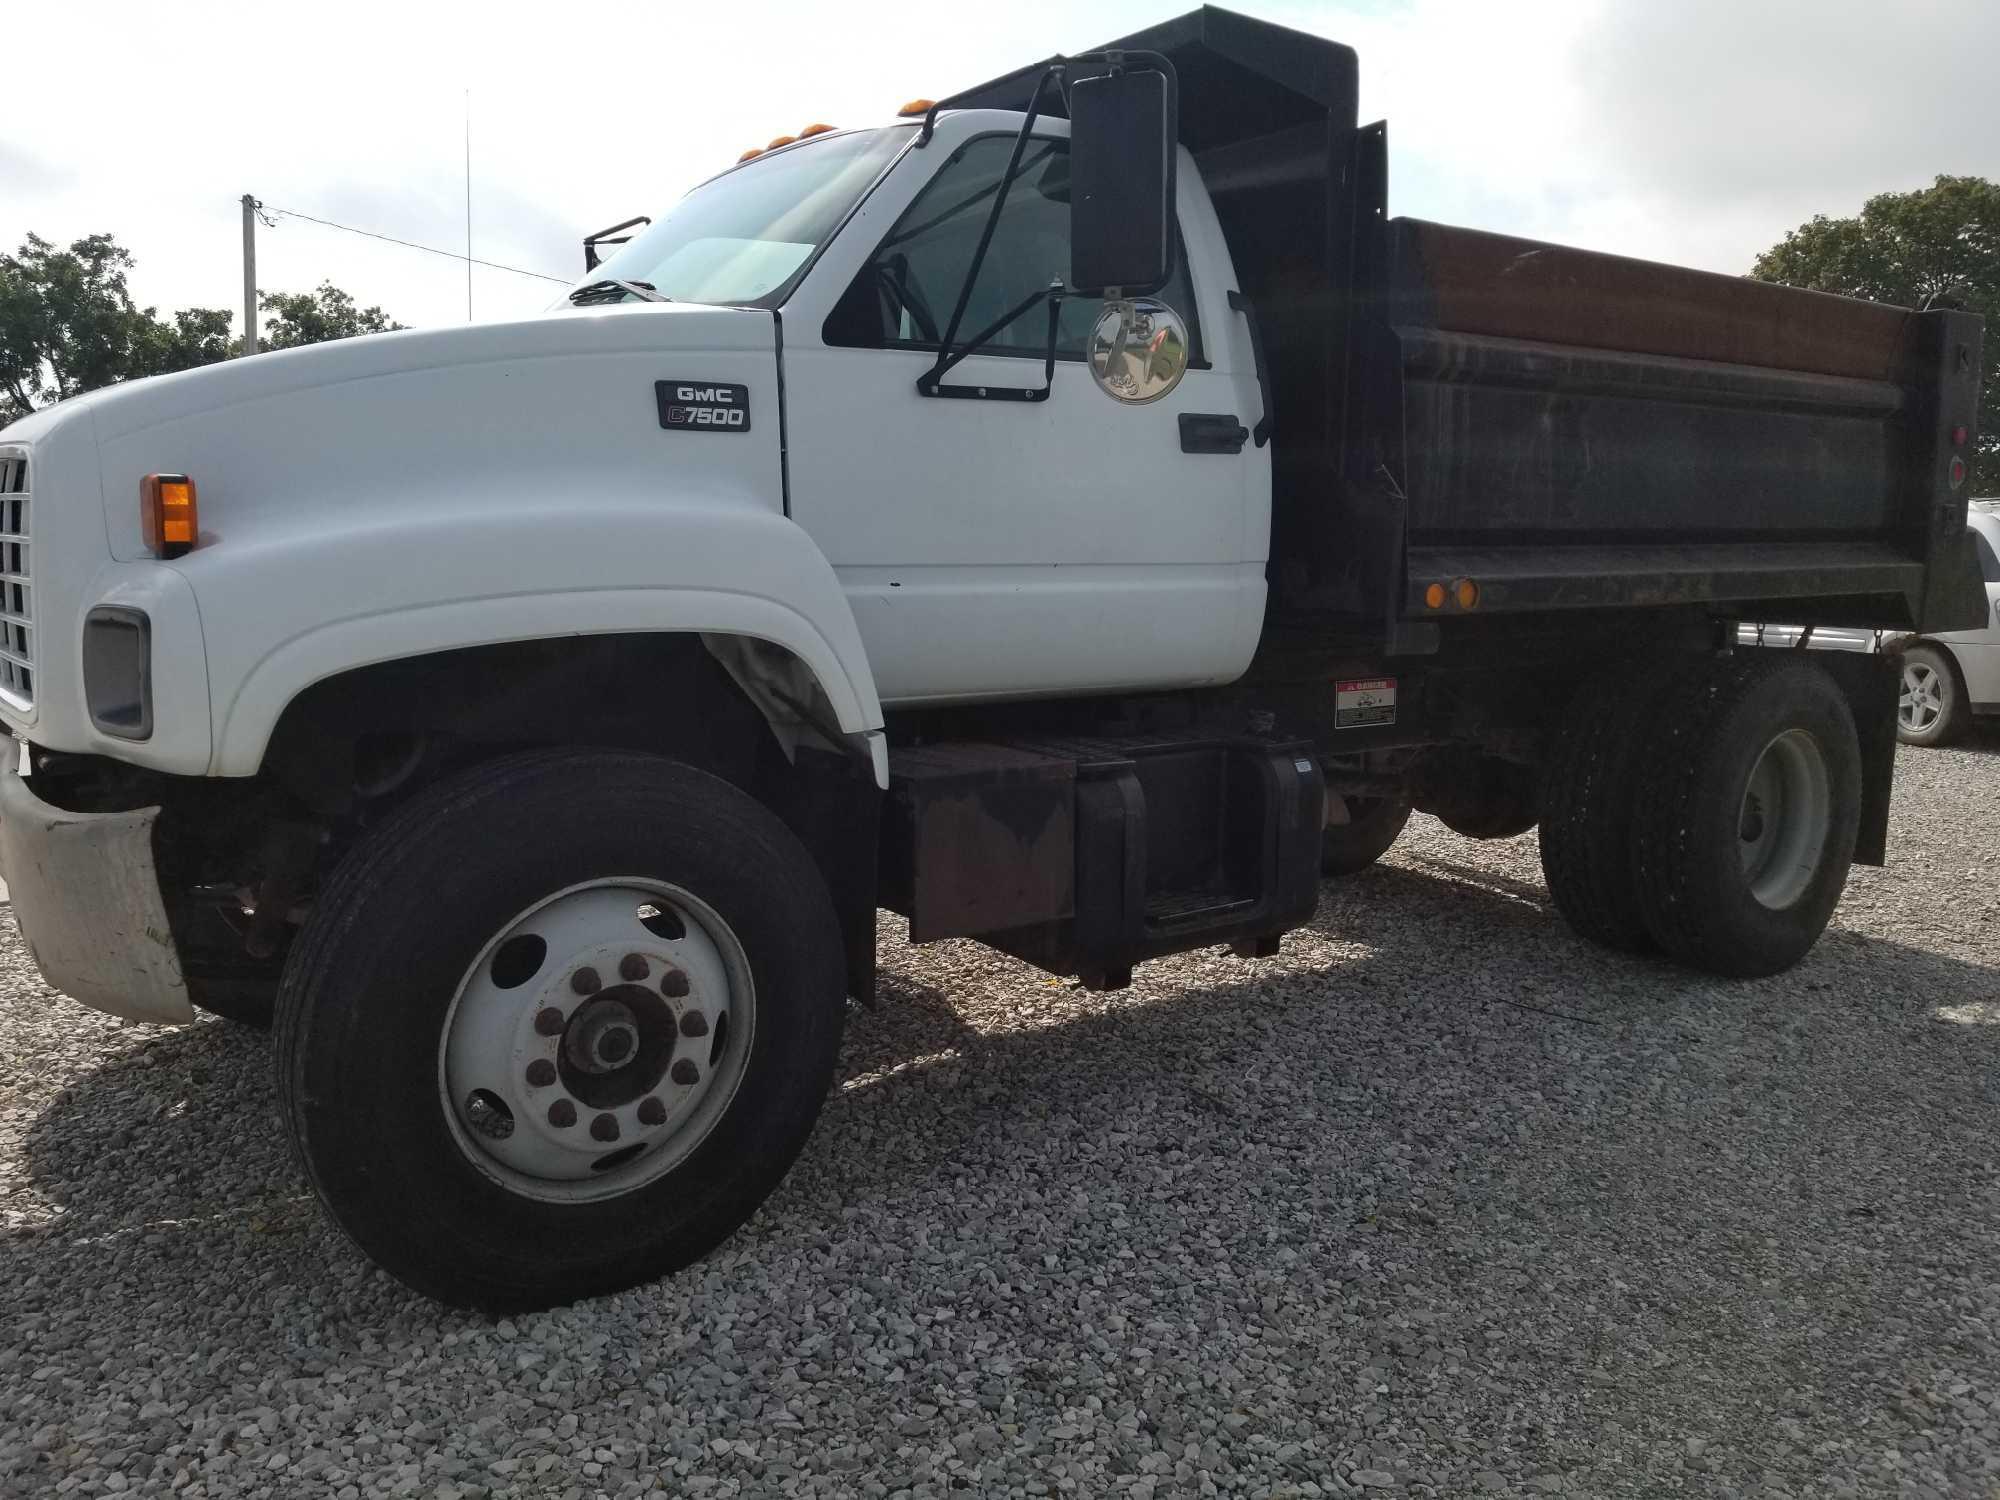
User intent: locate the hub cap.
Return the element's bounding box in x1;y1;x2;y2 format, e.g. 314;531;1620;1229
1899;661;1943;733
439;880;754;1202
1737;729;1832;911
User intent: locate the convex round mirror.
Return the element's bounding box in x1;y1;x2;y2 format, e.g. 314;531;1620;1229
1086;298;1189;405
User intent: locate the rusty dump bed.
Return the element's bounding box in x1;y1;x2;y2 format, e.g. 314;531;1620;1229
994;5;1988;636
1383;220;1982;629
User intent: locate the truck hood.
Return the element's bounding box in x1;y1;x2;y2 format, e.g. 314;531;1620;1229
35;302;782;562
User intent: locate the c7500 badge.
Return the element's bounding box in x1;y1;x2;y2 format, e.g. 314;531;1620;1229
655;380;751;433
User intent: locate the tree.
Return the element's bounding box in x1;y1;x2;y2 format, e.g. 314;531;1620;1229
258;282;405;350
0;233;228;422
2;232;408;425
1751;175;1999;491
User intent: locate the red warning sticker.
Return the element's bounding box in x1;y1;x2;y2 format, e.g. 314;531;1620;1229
1334;676;1397;729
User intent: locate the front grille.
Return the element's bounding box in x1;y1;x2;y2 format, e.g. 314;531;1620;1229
0;450;31;707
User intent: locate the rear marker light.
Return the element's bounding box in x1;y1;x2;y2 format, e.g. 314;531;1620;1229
1952;425;1969;446
1949;457;1968;490
140;473;198;558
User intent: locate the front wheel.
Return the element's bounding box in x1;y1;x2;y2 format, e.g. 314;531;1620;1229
275;750;845;1311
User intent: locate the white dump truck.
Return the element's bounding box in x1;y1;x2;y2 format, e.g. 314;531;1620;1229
0;8;1985;1308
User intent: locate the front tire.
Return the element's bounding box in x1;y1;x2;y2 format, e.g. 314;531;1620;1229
1897;644;1964;747
275;750;845;1311
1630;657;1860;977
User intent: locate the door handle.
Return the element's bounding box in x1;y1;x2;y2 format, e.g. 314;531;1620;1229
1180;413;1250;455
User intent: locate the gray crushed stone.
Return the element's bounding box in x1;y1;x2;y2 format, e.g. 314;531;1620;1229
2;731;1998;1498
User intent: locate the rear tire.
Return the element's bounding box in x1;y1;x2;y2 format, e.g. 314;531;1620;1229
1896;644;1964;747
1630;657;1860;978
275;749;845;1311
1539;666;1670;952
1320;794;1412;876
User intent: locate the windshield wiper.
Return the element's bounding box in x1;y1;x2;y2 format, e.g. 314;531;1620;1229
568;279;671;305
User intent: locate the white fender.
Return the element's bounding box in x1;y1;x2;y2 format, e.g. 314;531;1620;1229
198;500;886;782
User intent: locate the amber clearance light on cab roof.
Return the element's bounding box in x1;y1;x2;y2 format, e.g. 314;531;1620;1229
140;473;198;559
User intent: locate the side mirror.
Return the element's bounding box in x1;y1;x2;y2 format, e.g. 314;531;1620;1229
1068;66;1176;297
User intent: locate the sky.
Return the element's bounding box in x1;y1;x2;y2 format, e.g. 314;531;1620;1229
5;0;1997;335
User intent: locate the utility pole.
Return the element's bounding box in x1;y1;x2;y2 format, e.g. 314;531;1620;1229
240;194;259;356
464;91;473;322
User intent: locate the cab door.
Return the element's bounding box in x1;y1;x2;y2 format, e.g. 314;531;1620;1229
779;114;1269;707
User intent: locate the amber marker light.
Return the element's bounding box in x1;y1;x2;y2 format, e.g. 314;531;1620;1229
798;123;836;138
1454;577;1480;610
140;473;198;559
1424;582;1446;610
897;98;936;117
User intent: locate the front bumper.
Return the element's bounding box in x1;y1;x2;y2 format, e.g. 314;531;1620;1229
0;741;194;1024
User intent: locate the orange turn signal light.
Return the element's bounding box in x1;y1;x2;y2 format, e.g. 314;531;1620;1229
1454;577;1480;610
798;122;835;138
140;473;198;558
897;98;936;118
1424;582;1446;610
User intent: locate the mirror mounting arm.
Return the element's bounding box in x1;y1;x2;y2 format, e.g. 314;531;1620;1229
918;280;1067;403
915;62;1067;404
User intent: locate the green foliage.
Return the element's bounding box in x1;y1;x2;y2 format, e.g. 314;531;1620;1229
258;282;405;350
0;233;406;425
1752;175;1999;491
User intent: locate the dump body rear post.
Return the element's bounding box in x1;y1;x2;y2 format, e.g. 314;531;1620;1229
0;5;1983;1307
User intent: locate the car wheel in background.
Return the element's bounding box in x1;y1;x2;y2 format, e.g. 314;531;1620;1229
1897;645;1964;747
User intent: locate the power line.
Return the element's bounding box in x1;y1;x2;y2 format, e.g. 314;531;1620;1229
254;201;570;286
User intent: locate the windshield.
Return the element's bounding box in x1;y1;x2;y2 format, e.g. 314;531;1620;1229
580;127;911;308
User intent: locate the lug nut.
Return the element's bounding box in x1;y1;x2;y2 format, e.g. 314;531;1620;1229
525;1058;557;1088
671;1058;701;1086
637;1096;667;1126
678;1009;709;1038
590;1113;621;1142
619;953;649;982
534;1007;566;1037
660;967;690;999
547;1098;577;1128
570;966;601;996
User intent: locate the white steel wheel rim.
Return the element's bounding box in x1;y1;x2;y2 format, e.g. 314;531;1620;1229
438;878;755;1204
1737;729;1832;911
1899;661;1942;732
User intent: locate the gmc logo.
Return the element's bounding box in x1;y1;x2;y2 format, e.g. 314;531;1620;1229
655;379;751;434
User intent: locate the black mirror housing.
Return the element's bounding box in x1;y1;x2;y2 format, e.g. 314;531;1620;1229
1068;66;1176;297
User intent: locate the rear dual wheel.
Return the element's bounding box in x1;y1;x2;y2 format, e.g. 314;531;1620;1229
1542;656;1860;977
276;750;845;1310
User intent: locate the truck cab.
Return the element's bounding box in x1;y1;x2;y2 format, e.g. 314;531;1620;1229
0;8;1984;1310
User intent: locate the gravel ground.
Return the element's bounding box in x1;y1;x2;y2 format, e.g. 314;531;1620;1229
2;735;1998;1500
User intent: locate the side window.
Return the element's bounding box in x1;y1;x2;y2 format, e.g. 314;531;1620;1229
825;134;1200;360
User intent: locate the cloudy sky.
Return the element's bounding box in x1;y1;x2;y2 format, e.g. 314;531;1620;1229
5;0;1996;335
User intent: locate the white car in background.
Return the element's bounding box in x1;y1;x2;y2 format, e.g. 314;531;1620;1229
1745;500;2000;747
